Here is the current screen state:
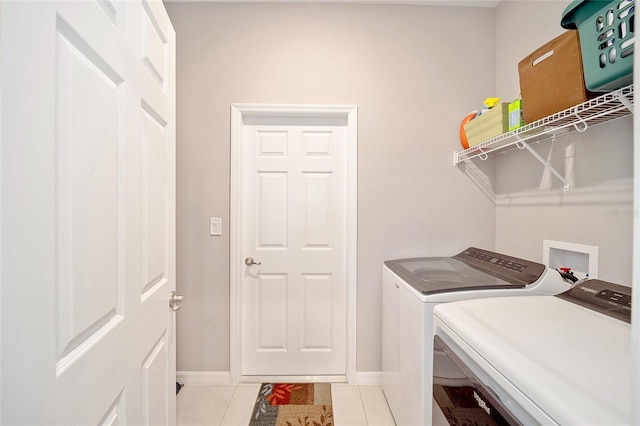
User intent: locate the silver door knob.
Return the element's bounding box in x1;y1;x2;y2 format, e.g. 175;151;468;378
169;290;183;312
245;257;261;266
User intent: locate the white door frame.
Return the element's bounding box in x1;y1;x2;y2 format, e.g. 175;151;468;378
229;104;357;384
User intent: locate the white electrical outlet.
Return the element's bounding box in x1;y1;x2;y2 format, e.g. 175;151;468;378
209;218;222;236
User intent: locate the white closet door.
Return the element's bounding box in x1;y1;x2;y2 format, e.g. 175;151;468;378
0;1;177;424
241;123;348;376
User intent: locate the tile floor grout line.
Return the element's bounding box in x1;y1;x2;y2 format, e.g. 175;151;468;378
356;385;369;426
218;385;237;426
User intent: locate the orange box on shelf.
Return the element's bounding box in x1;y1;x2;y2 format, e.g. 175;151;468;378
518;30;594;123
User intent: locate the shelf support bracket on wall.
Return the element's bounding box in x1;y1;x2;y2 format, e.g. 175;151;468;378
515;135;571;191
617;91;634;113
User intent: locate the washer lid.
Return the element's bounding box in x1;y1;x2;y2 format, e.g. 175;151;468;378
384;247;545;295
384;256;525;295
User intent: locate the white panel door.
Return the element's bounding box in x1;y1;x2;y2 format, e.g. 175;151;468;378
0;1;176;424
241;124;348;376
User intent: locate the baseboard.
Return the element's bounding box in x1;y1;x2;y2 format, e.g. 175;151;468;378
240;375;346;384
176;370;382;386
177;371;231;386
352;371;382;385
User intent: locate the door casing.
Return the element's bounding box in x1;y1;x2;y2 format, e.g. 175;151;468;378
230;104;357;384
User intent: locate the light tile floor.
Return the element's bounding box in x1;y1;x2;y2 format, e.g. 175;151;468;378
177;383;396;426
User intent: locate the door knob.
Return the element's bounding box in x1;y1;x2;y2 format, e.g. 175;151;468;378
169;290;183;312
245;257;261;266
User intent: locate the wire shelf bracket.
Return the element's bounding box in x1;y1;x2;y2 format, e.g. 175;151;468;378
514;134;571;191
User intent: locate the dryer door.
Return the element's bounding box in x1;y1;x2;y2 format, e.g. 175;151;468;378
432;336;523;426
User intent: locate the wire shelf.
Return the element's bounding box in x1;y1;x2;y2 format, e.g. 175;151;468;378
453;84;634;166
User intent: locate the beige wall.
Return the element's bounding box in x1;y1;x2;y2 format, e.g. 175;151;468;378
494;1;634;285
165;2;497;373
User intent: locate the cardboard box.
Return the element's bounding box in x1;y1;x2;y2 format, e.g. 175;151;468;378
518;30;594;123
463;103;509;147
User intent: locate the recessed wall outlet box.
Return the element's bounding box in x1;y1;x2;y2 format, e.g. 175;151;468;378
209;218;222;236
543;240;598;280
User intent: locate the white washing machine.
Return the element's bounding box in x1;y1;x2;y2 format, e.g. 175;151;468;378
432;278;632;425
382;247;573;426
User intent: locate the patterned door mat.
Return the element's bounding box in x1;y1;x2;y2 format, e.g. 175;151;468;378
249;383;333;426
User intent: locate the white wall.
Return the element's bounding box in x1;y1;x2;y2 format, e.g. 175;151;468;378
494;1;634;285
165;2;497;374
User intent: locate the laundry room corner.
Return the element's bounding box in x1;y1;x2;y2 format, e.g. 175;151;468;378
494;0;634;285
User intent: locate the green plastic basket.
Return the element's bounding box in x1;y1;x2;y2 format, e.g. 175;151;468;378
561;0;634;92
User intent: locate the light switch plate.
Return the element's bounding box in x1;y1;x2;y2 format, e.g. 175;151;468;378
209;218;222;236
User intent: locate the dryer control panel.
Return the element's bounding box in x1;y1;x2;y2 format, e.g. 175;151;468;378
557;279;632;323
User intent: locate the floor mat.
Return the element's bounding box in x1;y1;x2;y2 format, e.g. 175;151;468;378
249;383;333;426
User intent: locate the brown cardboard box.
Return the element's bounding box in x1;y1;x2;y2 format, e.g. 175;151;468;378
518;30;593;123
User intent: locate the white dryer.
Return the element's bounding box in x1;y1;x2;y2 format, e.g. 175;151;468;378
433;279;631;425
382;247;572;426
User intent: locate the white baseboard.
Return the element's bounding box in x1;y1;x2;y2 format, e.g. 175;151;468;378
176;370;382;386
239;375;346;384
177;371;231;386
352;371;382;385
